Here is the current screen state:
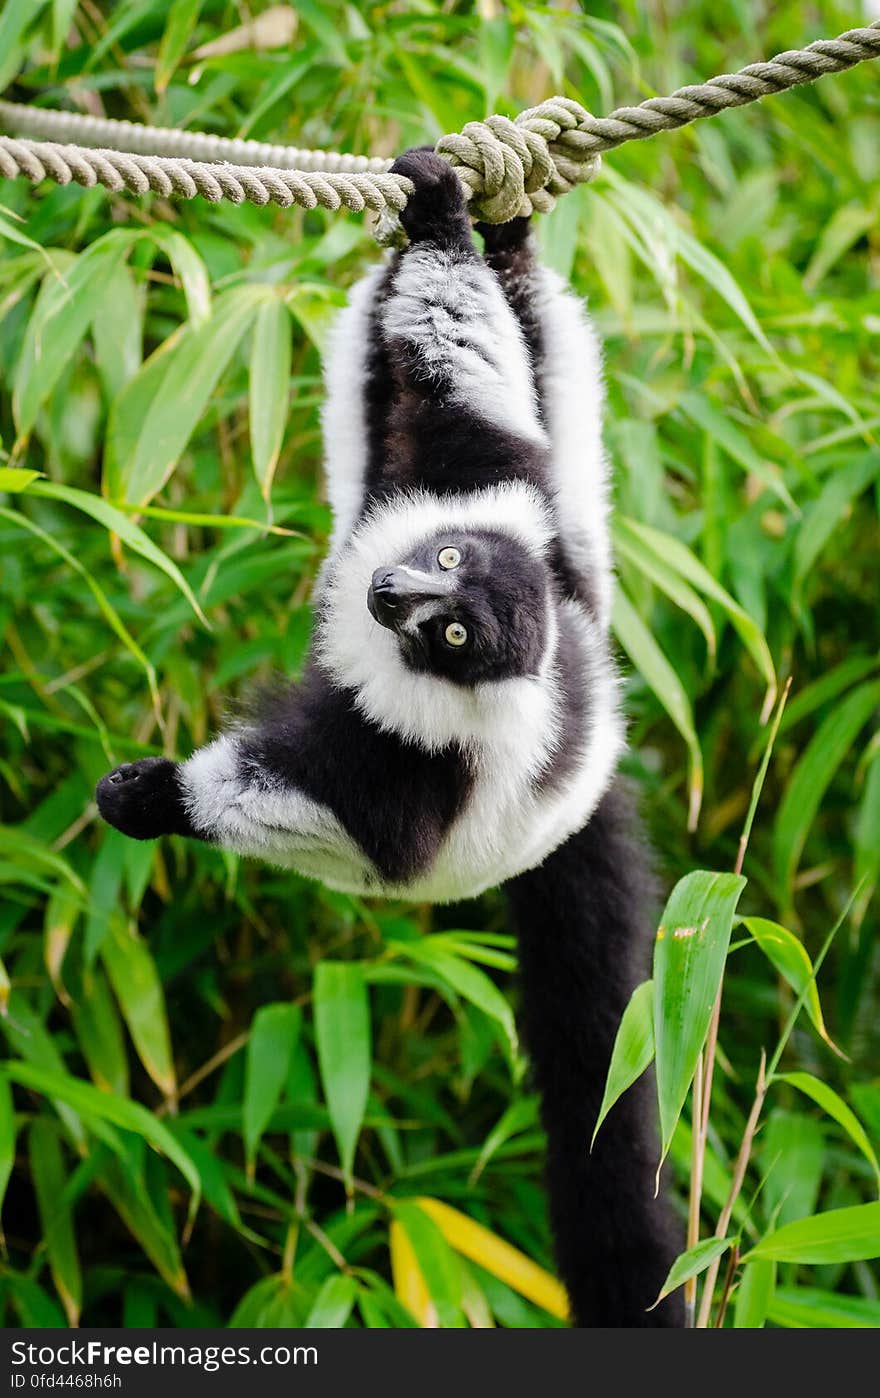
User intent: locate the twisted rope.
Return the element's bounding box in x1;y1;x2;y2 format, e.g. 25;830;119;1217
0;100;393;173
0;20;877;226
0;138;410;214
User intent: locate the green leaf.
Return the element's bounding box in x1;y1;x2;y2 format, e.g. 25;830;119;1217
774;1072;879;1188
593;979;654;1145
650;1235;734;1308
616;516;776;710
29;1118;82;1326
679;392;797;514
249;298;292;501
243;1002;301;1170
92;261;142;401
794;453;880;589
854;746;880;926
393;1200;465;1328
389;938;517;1058
314;962;371;1191
744;1203;880;1265
101;919;177;1101
761;1112;824;1228
0;507;160;713
613;521;715;661
72;967;130;1097
612;587;703;829
768;1286;880;1329
743;918;839;1054
95;1153;189;1297
2;1063;199;1207
155;0;203;92
26;479;208;626
0;466;42;492
304;1274;358;1328
773;681;880;899
0;0;50;90
149;227;211;326
13;233;133;435
653;871;746;1157
803;204;876;292
105;285;265;506
0;1072;16;1224
733;1259;776;1329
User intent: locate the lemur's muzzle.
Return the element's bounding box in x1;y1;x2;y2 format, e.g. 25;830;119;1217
367;566;448;629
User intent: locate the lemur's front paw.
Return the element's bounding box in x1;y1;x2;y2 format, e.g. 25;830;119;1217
390;147;470;246
96;758;194;841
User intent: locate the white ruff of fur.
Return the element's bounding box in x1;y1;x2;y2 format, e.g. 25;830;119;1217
535;268;613;631
383;247;547;446
316;480;556;754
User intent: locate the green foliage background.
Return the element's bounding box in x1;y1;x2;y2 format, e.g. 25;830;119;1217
0;0;878;1329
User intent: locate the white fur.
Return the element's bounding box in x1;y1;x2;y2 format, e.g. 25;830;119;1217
383;247;547;446
320;262;388;565
533;268;613;630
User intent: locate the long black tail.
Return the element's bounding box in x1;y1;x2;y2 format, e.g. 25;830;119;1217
505;781;685;1327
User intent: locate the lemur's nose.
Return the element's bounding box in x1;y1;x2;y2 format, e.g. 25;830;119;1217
367;566;449;629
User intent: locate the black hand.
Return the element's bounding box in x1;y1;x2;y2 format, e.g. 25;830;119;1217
389;147;471;247
96;758;196;841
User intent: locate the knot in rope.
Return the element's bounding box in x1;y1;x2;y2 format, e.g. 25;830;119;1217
435;97;601;223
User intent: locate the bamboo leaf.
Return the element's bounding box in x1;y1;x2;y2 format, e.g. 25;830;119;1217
393;1200;464;1328
612;587;704;829
773;681;880;899
389;1218;431;1326
650;1236;734;1309
243;1002;301;1171
744;1203;880;1265
733;1259;776;1329
774;1072;879;1188
768;1286;880;1329
105;286;265;506
314;962;371;1192
303;1274;358;1328
28;1118;82;1325
155;0;203;92
249;298;292;502
653;871;746;1157
389;938;517;1058
2;1064;199;1206
743;918;840;1055
416;1196;567;1320
101;919;177;1101
13;234;133;435
593;979;654;1146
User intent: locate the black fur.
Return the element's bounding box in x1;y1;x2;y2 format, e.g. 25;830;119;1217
507;783;685;1327
236;667;473;886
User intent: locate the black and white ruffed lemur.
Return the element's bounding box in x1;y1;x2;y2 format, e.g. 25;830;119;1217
96;150;684;1327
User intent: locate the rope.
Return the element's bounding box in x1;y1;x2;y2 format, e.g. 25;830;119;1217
0;20;877;226
0;100;393;173
0;137;409;214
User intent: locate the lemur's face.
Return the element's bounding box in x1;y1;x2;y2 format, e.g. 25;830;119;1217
367;529;550;684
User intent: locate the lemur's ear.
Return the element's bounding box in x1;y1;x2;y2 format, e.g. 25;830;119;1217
389;147;471;247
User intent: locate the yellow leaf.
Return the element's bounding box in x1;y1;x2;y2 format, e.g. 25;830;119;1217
389;1218;436;1327
416;1197;568;1320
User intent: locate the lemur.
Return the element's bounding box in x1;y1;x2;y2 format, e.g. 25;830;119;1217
96;150;684;1327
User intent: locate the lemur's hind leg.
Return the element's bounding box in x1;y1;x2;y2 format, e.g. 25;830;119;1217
480;218;611;628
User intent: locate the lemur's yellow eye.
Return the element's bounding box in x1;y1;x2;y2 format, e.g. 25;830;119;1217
438;546;461;570
445;621;468;647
